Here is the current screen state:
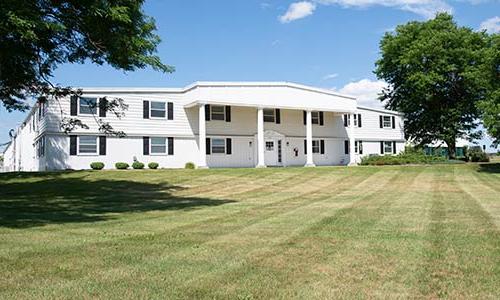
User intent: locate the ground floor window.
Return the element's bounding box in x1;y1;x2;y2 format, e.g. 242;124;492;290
312;140;320;153
384;141;393;154
79;136;97;154
36;136;45;157
355;141;363;154
151;137;167;154
212;138;226;154
266;141;274;151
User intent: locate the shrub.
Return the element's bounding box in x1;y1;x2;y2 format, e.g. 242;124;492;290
360;147;449;166
90;162;105;170
185;162;196;169
148;162;159;169
115;162;129;170
468;148;490;162
132;161;145;169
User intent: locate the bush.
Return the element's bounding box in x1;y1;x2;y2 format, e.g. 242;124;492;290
360;147;449;166
185;162;196;169
90;162;105;170
115;162;129;170
148;162;159;169
132;161;145;169
468;148;490;162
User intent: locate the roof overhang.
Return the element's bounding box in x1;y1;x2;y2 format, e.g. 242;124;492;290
183;82;357;113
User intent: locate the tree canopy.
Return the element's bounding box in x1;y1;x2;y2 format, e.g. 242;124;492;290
375;13;497;157
0;0;173;112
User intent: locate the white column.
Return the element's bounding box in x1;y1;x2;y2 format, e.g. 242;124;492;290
305;110;315;167
349;113;356;166
198;104;208;168
256;107;266;168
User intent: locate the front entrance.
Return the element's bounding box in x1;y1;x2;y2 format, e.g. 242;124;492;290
264;139;282;166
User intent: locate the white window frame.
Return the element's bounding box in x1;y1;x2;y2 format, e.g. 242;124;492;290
265;141;274;151
79;97;97;115
211;138;226;154
311;111;320;125
382;116;392;128
150;137;167;155
150;101;166;119
312;140;320;154
355;141;363;154
210;105;225;121
78;136;98;155
353;114;358;127
263;109;275;123
384;141;393;154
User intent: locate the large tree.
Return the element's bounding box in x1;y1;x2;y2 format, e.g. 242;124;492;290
375;13;490;158
0;0;173;135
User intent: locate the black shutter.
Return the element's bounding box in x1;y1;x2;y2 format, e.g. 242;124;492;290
143;101;149;119
344;114;348;127
205;104;210;121
380;141;384;154
320;139;325;154
167;102;174;120
168;137;174;155
319;111;324;126
206;138;211;155
380;115;383;128
143;137;149;155
225;106;231;122
393;141;396;154
304;139;307;154
392;116;396;129
275;109;281;124
69;135;77;155
303;111;306;125
344;140;349;155
70;96;78;116
359;141;363;154
99;98;107;117
226;138;232;155
99;136;106;155
358;114;362;127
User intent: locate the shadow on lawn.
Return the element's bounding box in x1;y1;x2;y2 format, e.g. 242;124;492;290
477;163;500;174
0;174;235;228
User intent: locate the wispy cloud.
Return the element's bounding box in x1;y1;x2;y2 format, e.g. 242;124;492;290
322;73;339;80
479;16;500;33
279;1;316;23
280;0;453;23
332;78;388;108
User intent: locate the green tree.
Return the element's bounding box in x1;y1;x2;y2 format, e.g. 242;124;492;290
477;34;500;146
375;13;490;158
0;0;173;134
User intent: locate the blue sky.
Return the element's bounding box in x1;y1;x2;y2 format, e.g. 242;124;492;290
1;0;499;150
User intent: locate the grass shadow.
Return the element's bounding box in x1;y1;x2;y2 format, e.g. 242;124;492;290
477;163;500;174
0;174;235;228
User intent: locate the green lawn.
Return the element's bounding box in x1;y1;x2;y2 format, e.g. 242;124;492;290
1;164;499;299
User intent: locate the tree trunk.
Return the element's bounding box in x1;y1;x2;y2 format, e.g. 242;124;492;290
445;139;457;159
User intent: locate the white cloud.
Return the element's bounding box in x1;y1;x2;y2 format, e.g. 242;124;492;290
333;78;388;108
323;73;339;80
279;1;316;23
480;16;500;33
280;0;453;23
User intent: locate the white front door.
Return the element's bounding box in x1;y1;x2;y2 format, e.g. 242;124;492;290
264;139;279;166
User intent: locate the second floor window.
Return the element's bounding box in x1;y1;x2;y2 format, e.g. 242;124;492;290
311;111;319;124
151;101;166;118
211;105;225;121
263;109;275;122
79;98;97;115
382;116;392;128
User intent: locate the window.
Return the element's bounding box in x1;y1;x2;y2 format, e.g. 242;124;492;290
312;140;320;153
384;141;393;154
151;101;166;118
151;137;167;154
266;141;274;151
263;109;275;123
355;141;363;154
79;98;97;115
383;116;392;128
353;114;358;127
36;136;45;157
211;138;226;154
79;136;97;154
211;105;225;121
311;111;320;125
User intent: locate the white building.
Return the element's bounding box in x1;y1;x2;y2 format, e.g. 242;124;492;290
2;82;405;171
